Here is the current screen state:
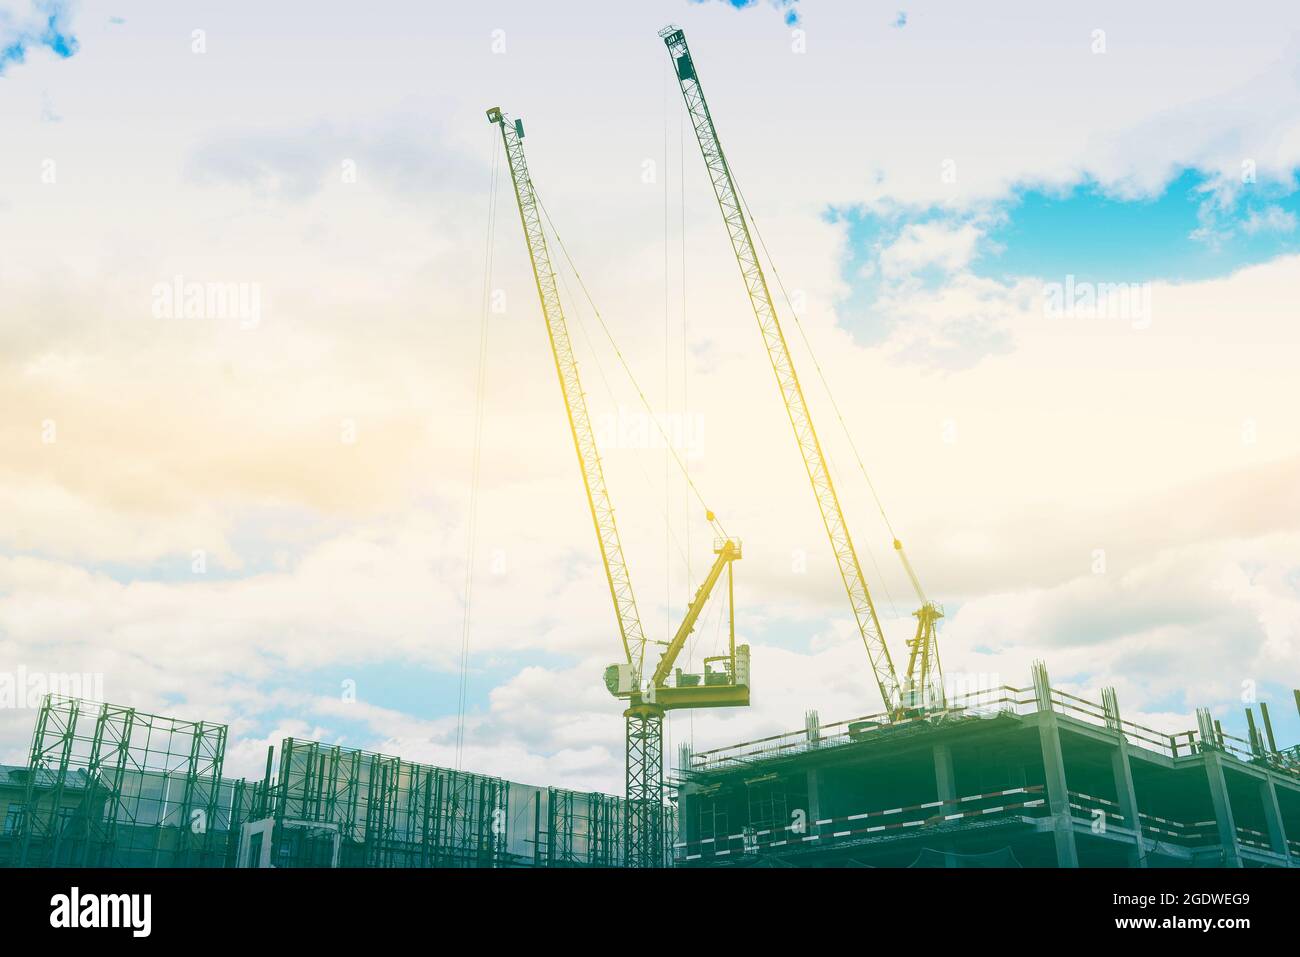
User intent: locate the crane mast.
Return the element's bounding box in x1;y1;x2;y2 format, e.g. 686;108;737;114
659;27;906;715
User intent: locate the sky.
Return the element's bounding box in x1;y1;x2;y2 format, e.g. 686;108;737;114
1;0;1299;793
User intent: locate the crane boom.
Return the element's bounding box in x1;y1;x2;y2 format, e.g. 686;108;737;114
650;539;738;688
487;107;649;680
660;26;903;714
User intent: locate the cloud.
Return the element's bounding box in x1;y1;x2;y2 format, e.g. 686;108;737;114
5;0;1300;793
0;0;79;74
1242;204;1298;235
946;531;1300;713
878;221;983;280
1093;37;1300;249
690;0;802;28
186;125;340;202
836;159;1300;367
186;119;476;203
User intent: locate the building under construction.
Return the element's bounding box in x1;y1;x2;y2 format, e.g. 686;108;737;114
0;694;660;869
3;675;1297;869
673;663;1300;868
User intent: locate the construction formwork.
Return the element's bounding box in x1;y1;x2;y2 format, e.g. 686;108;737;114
13;694;229;867
673;663;1300;868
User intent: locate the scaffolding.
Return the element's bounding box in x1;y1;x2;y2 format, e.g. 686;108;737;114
508;782;633;866
3;702;675;869
15;694;229;867
272;738;508;867
270;738;647;867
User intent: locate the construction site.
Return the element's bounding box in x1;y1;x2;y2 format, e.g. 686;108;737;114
3;24;1297;873
1;694;646;868
3;668;1298;869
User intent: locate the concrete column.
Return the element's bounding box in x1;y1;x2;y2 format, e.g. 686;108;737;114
1110;745;1148;867
1103;688;1148;868
1204;754;1242;868
805;768;822;839
933;742;956;803
1032;661;1079;868
1260;778;1291;863
1038;718;1080;867
932;742;962;866
679;788;698;851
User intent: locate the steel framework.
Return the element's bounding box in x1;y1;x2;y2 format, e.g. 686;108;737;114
587;791;624;866
518;782;630;866
625;709;665;867
275;737;510;867
547;786;576;865
5;713;650;869
271;738;637;867
16;694;227;867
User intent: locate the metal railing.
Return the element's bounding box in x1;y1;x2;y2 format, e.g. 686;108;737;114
688;685;1034;771
673;784;1047;862
688;682;1300;778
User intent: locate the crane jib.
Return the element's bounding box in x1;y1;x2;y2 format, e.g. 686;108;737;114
486;107;649;680
488;101;752;866
660;27;915;716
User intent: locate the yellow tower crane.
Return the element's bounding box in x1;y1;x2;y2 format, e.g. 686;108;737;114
487;107;751;867
659;26;945;717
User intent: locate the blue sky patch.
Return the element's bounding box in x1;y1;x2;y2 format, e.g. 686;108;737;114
831;167;1300;345
976;169;1300;285
277;654;561;723
690;0;802;28
0;2;80;74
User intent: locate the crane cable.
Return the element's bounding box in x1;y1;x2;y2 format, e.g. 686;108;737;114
664;58;672;658
729;171;914;618
456;131;500;770
736;182;897;536
554;266;693;571
534;192;729;541
663;60;673;770
681;110;699;750
680;105;698;684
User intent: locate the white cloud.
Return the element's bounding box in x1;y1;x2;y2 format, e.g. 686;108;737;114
2;1;1300;792
878;222;984;280
1242;204;1298;235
